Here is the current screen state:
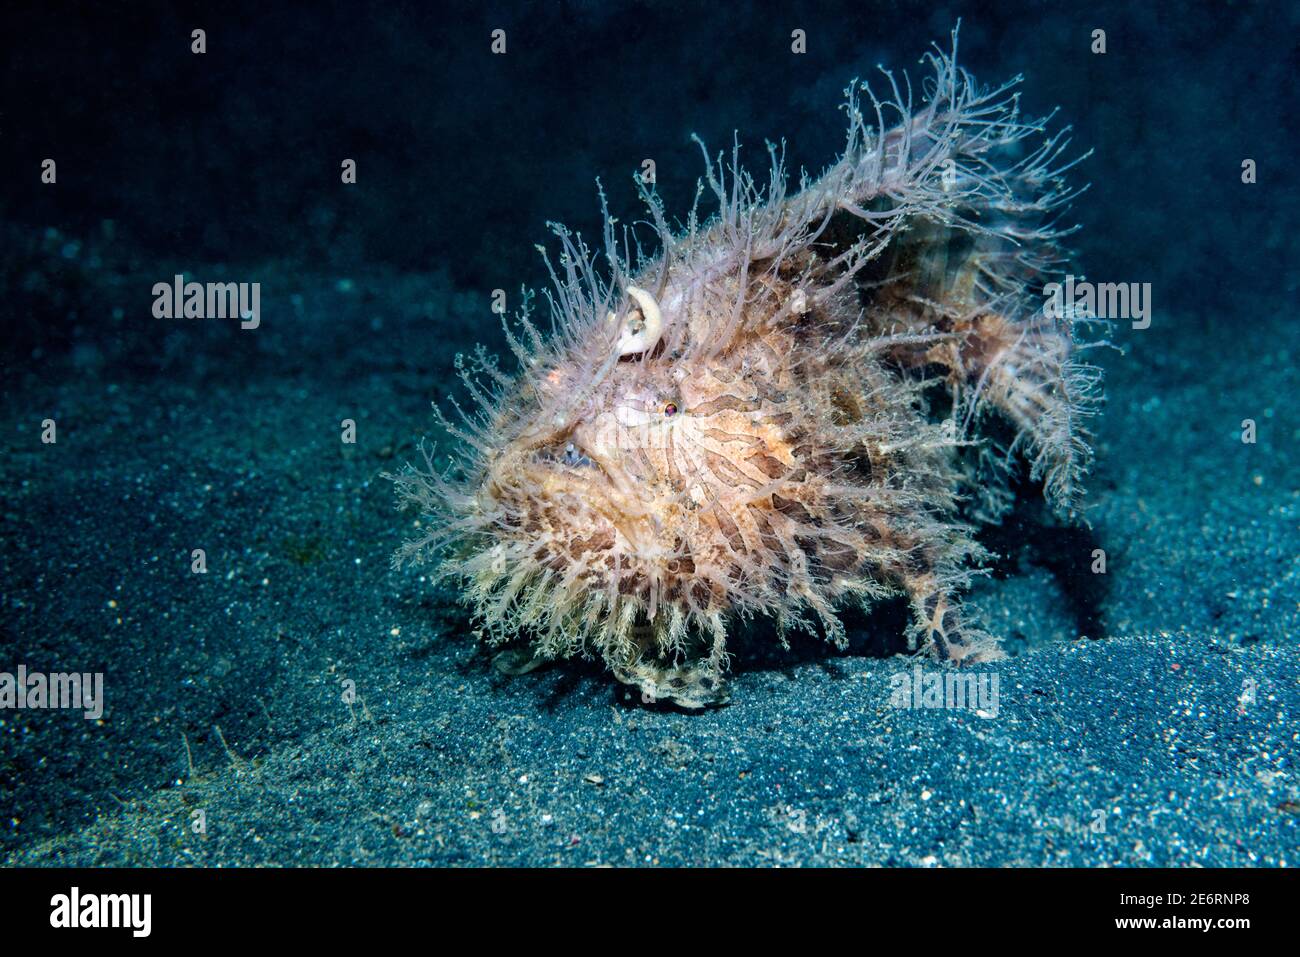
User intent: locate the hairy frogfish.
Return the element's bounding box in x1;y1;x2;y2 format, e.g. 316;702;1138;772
390;31;1103;708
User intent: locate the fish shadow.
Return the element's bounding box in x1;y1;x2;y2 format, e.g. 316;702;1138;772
975;478;1111;643
727;483;1110;681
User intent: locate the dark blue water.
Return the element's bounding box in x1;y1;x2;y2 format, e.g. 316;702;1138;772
1;0;1296;867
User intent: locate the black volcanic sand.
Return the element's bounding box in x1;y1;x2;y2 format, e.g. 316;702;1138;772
2;224;1296;867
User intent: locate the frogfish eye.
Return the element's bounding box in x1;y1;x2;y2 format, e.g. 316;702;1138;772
663;402;679;417
562;442;592;468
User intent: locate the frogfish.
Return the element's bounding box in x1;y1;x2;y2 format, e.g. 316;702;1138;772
390;31;1103;708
